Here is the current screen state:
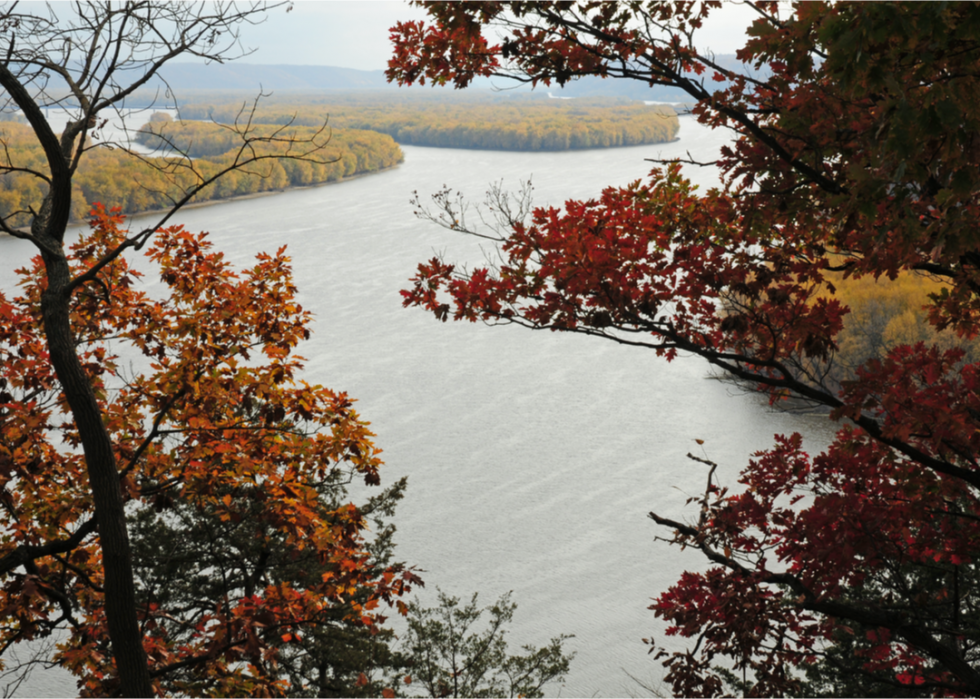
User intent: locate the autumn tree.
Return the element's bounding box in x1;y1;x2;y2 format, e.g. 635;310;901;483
0;205;421;696
128;452;413;697
390;2;980;695
0;3;418;696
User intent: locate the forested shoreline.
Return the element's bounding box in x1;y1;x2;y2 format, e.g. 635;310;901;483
722;267;979;412
0;120;402;225
820;268;979;383
176;92;680;151
0;92;678;226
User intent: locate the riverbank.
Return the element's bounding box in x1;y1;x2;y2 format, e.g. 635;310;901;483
0;120;404;232
130;161;404;220
0;162;403;237
178;92;681;152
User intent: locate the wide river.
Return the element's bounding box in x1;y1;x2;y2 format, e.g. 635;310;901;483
1;117;837;697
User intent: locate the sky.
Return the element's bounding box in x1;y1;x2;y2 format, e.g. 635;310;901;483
234;1;762;70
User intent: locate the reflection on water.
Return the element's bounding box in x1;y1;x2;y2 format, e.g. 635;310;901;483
1;119;840;697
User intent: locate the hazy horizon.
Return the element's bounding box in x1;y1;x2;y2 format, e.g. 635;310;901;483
233;2;760;70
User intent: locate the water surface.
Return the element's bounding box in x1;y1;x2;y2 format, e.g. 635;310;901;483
1;118;838;697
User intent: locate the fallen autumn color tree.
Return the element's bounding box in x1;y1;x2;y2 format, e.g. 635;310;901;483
389;2;980;695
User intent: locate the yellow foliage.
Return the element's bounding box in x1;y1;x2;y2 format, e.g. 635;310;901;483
177;92;680;152
820;265;980;375
0;121;403;224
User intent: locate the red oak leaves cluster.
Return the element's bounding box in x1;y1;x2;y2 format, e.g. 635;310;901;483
0;208;418;696
392;2;980;696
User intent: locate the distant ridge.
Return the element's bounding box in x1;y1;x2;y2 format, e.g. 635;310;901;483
156;63;392;90
150;58;765;100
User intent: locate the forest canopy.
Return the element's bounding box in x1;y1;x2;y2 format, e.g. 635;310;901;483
176;91;680;152
816;267;980;389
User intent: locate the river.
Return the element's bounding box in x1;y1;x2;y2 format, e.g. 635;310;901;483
0;118;838;697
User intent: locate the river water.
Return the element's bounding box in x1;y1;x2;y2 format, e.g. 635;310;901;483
0;118;838;697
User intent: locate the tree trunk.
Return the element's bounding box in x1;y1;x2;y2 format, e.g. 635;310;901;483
40;248;153;697
0;58;153;697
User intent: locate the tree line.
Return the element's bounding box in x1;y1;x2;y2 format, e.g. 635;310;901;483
0;120;402;226
176;92;679;151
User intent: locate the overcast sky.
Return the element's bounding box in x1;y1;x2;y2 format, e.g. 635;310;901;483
234;1;761;69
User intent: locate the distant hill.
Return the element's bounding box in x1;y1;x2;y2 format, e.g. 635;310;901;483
21;60;760;107
152;58;764;101
549;55;769;102
155;64;392;90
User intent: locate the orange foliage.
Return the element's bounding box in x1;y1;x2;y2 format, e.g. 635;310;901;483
0;207;419;696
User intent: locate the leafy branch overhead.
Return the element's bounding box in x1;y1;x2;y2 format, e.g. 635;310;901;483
390;2;980;696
